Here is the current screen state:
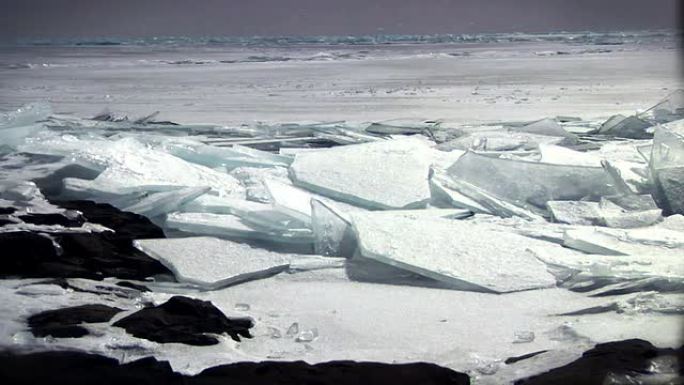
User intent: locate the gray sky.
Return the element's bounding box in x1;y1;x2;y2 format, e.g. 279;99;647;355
0;0;680;40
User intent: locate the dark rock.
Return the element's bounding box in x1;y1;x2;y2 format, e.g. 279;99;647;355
0;207;15;214
505;350;548;365
18;212;85;227
116;281;151;292
113;296;253;346
514;339;683;385
194;360;471;385
0;231;172;280
49;200;164;239
0;351;470;385
28;304;123;338
0;351;183;385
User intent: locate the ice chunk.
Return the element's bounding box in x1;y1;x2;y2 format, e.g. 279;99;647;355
547;201;603;226
165;212;313;244
538;144;601;167
135;237;290;289
123;186;210;218
229;166;291;203
447;151;618;215
563;226;684;256
650;120;684;215
351;212;556;293
596;114;653;139
289;137;433;209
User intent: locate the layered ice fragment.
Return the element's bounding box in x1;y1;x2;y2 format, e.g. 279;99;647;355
0;103;52;150
650;119;684;215
547;200;661;228
165;212;313;244
351;212;557;293
289;137;433;209
446;151;618;215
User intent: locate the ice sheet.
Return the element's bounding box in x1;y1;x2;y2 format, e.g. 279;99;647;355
289;137;433;209
351;212;557;293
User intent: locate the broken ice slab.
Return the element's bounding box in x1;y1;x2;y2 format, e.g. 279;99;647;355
310;199;358;258
289;137;433;209
595;114;653;139
638;89;684;124
351;212;556;293
547;200;661;228
134;237;290;289
0;103;51;128
513;118;578;142
122;186;210;219
563;226;684;256
165;212;313;244
19;136;246;198
437;131;565;152
264;179;315;226
134;236;344;290
650;119;684;215
432;172;545;221
530;248;684;282
446;151;618;215
538;144;648;195
429;174;491;214
229;166;291;203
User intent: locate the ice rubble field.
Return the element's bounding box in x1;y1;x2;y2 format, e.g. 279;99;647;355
0;90;683;384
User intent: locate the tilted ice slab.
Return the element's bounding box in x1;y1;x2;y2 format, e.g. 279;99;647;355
136;237;345;289
289;137;433;209
351;212;557;293
529;247;684;281
650;120;684;215
0;103;52;149
165;212;313;244
447;151;618;215
19;136;246;198
563;226;684;256
539;144;649;195
123;186;211;219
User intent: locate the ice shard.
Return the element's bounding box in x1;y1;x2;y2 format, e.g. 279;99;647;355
134;237;290;289
289;137;433;209
351;212;557;293
650;119;684;215
446;151;618;215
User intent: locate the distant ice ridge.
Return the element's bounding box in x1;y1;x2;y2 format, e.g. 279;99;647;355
11;29;678;47
1;90;684;297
